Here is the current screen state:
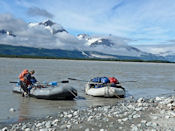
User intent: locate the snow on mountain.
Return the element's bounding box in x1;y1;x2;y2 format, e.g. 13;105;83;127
0;15;169;61
0;18;82;50
77;34;147;57
90;53;116;59
28;20;67;34
135;44;175;56
77;34;89;40
78;34;113;47
135;44;175;62
81;51;116;59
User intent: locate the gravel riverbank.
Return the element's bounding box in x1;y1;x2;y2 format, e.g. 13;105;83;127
1;95;175;131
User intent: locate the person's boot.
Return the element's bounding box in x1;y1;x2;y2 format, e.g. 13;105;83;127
24;92;28;97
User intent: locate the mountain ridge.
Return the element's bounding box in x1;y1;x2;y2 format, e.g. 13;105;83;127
0;19;172;62
0;44;168;62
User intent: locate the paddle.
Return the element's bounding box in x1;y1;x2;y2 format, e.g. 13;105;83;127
68;78;89;82
9;80;69;84
119;80;137;83
9;81;19;83
68;78;137;83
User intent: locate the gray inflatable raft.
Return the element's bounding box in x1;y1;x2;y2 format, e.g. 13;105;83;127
85;82;125;98
13;84;77;100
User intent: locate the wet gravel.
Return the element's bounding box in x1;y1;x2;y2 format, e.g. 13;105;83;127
1;95;175;131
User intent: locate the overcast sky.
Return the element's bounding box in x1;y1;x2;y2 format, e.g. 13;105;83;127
0;0;175;46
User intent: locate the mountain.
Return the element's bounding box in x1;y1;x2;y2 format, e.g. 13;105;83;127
0;19;169;61
135;44;175;62
77;34;166;61
155;50;175;62
0;29;16;37
0;44;145;60
0;44;86;58
77;34;114;47
0;43;167;62
40;20;68;34
77;33;145;56
29;20;68;34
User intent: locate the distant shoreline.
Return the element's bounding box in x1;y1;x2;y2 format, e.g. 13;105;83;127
0;55;173;64
0;44;172;63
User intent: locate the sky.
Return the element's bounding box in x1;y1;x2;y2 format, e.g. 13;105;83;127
0;0;175;46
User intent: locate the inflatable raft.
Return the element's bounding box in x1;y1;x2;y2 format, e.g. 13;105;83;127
13;83;77;100
85;82;125;98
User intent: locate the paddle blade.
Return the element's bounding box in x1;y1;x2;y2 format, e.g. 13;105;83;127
60;80;69;83
9;81;18;83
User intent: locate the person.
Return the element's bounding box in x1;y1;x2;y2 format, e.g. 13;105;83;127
19;69;36;97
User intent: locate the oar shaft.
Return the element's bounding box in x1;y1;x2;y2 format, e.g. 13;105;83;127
10;80;68;84
68;78;88;82
120;81;137;83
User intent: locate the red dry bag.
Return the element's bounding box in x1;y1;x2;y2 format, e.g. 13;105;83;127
108;77;119;84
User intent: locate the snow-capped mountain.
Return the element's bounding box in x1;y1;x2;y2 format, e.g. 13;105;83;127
77;34;149;57
29;20;68;34
78;34;114;47
135;44;175;62
0;18;169;61
0;29;16;37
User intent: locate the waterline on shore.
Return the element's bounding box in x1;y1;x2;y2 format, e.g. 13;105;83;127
1;94;175;130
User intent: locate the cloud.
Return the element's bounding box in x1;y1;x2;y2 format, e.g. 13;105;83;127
27;7;54;18
0;13;85;50
0;13;149;57
134;43;175;56
0;14;27;32
0;13;131;52
1;0;175;47
111;0;125;11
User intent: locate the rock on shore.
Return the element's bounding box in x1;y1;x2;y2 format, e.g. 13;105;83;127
1;95;175;131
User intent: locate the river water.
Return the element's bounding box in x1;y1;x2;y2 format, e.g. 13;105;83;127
0;58;175;124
